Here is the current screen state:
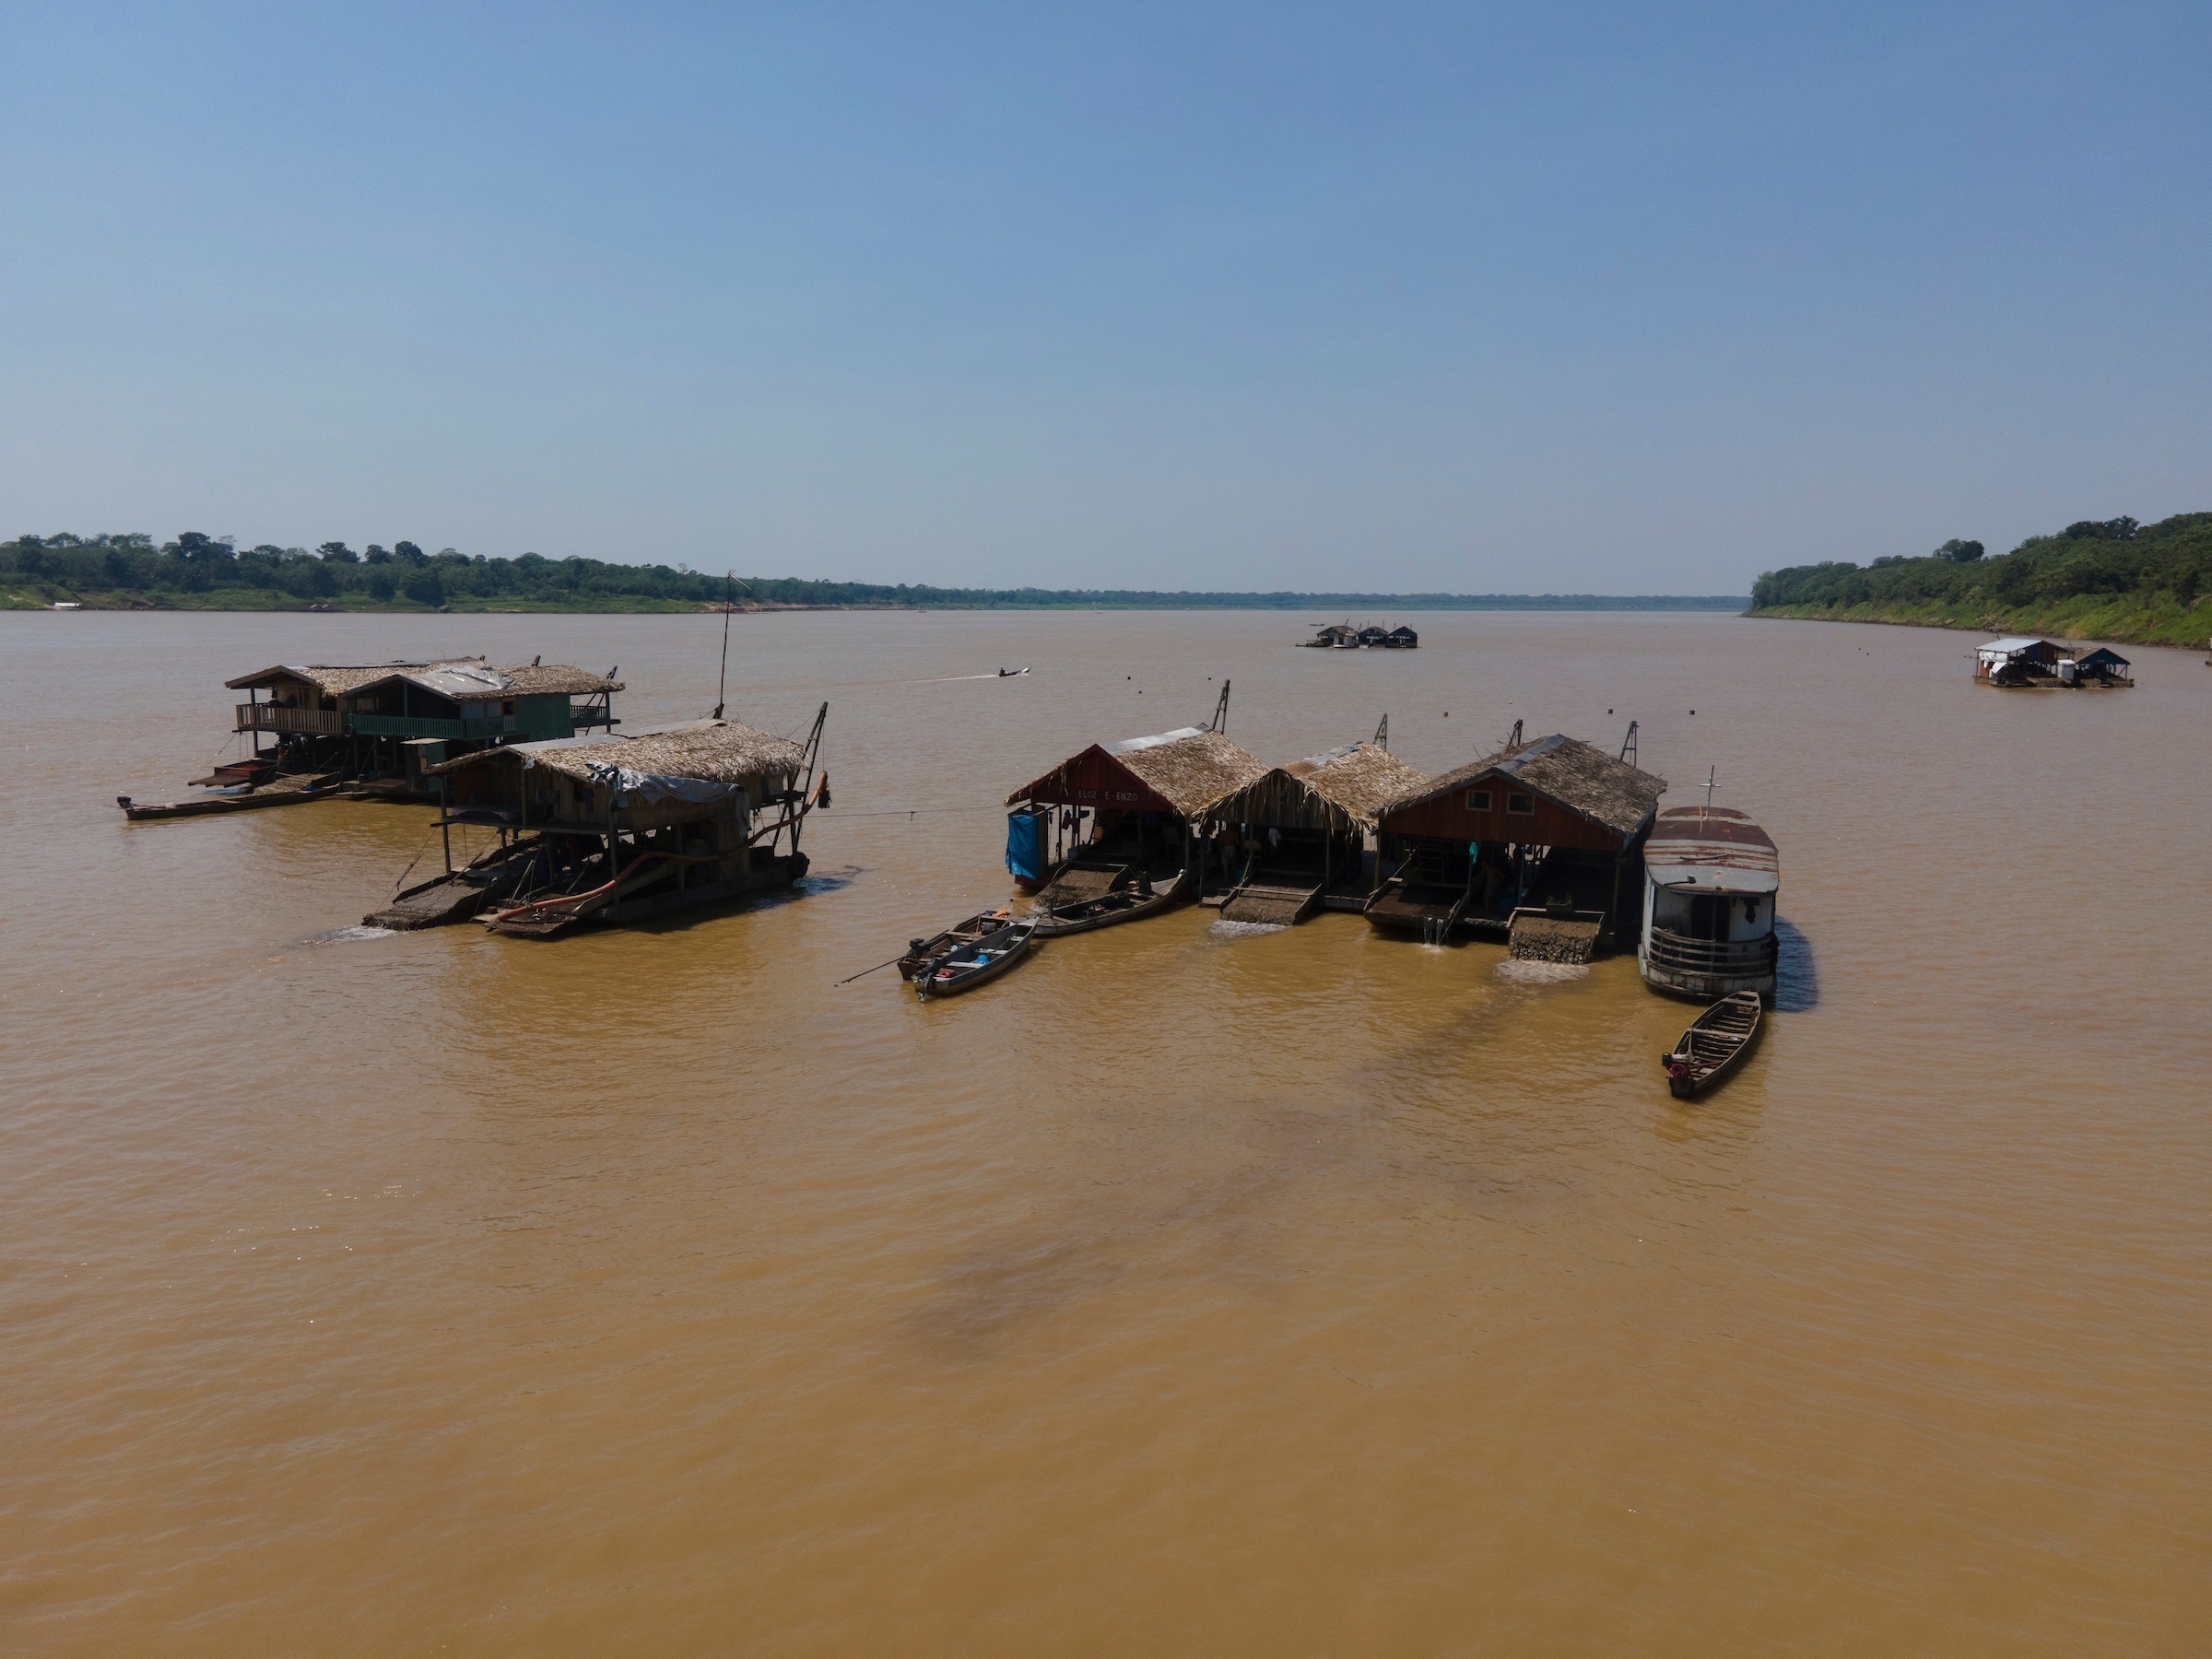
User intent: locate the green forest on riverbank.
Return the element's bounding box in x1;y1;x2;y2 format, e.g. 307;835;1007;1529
1750;512;2212;647
0;532;1741;613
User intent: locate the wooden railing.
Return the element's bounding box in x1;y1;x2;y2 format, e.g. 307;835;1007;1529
236;703;345;735
1645;927;1777;975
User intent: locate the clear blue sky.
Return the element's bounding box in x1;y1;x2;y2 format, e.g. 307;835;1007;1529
4;3;2206;593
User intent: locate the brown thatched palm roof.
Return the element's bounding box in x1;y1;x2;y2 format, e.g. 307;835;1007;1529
1284;741;1430;828
1111;728;1268;816
1385;733;1665;838
427;719;802;787
225;658;623;697
1006;725;1268;819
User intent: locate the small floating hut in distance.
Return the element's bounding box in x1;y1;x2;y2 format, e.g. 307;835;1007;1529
1005;704;1267;912
221;657;622;794
1973;638;2133;688
1369;733;1665;948
1205;736;1429;925
1300;623;1418;649
374;709;828;937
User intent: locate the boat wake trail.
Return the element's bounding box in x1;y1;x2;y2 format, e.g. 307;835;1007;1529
309;925;399;945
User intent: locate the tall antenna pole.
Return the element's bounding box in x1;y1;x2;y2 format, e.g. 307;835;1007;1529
1508;717;1523;749
713;571;733;720
1374;712;1388;751
1619;720;1638;768
1212;679;1230;734
1704;766;1717;810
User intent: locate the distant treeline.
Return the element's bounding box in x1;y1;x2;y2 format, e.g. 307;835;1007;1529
0;531;1744;612
1750;512;2212;648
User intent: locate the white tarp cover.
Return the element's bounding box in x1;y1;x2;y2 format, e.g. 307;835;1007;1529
1106;725;1207;754
582;761;744;807
1977;637;2058;661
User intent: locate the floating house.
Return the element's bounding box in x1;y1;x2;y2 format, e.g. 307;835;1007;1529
2072;646;2133;687
1005;724;1267;912
223;657;622;793
1299;623;1418;649
1972;637;2071;686
1205;740;1430;925
1367;734;1665;947
1638;806;1780;1000
1974;637;2135;689
382;711;828;937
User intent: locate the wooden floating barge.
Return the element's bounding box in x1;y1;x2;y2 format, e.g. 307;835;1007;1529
1004;693;1266;932
121;656;623;819
1364;733;1666;961
367;708;828;938
1203;735;1429;925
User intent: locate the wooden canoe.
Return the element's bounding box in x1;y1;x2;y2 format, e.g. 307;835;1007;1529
913;916;1039;999
1031;871;1185;936
1662;990;1763;1099
898;909;1015;980
117;772;342;821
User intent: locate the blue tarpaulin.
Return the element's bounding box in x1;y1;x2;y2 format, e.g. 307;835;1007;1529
1005;808;1047;882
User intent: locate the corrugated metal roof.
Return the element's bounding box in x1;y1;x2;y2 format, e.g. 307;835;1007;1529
1644;806;1780;894
342;663;623;699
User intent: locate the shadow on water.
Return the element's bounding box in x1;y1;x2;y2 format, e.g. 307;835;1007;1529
623;865;864;935
1774;917;1818;1011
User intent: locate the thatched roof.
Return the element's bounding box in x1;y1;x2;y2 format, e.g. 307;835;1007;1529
1110;728;1268;816
1283;741;1430;828
427;719;802;786
1386;733;1666;838
1006;725;1268;819
225;657;623;696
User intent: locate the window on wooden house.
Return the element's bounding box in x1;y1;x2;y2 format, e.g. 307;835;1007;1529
1467;789;1492;811
1506;792;1535;815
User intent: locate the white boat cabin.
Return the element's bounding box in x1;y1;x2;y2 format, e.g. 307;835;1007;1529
1639;806;1780;999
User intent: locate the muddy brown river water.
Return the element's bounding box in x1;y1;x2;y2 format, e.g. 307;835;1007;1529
3;608;2206;1655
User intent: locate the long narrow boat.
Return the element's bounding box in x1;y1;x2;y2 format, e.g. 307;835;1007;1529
116;771;343;821
1031;871;1186;937
899;909;1014;980
913;917;1039;999
1662;991;1763;1099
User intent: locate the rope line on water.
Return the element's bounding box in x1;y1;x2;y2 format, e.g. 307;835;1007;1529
820;806;1006;819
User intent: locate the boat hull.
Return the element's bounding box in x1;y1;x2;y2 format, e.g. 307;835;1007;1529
485;853;809;938
119;775;340;821
915;926;1038;998
1663;991;1764;1099
1031;873;1188;936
